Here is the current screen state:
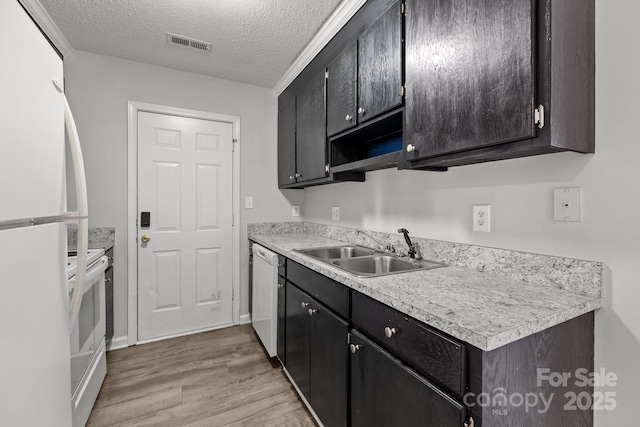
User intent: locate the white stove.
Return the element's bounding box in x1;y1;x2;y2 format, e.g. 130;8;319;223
67;248;104;279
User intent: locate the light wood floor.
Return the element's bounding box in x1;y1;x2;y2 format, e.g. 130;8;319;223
87;325;317;427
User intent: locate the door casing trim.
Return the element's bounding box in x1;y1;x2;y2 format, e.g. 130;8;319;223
127;101;241;346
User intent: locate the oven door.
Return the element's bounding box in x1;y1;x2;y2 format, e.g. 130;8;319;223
69;255;108;393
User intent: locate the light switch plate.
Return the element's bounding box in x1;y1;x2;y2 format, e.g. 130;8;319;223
473;205;491;232
331;206;340;221
244;196;253;209
554;188;582;222
292;205;300;217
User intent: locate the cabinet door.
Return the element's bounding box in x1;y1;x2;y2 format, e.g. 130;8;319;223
310;302;349;427
277;95;297;186
327;41;358;137
405;0;536;159
296;69;327;182
285;283;311;400
277;277;286;364
350;330;466;427
358;0;403;123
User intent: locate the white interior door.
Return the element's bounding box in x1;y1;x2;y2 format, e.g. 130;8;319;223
137;111;234;341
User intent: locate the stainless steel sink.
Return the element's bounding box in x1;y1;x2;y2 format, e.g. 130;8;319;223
332;255;444;277
295;245;446;278
296;245;376;259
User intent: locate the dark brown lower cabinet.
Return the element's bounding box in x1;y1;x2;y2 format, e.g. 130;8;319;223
285;283;349;427
350;330;466;427
276;276;286;365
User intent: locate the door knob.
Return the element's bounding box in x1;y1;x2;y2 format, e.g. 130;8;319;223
141;234;151;243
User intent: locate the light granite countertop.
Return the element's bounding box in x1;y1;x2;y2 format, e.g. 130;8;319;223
249;232;602;352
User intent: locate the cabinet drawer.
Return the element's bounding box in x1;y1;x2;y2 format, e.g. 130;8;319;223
105;247;114;268
277;254;286;277
352;291;465;398
288;261;350;319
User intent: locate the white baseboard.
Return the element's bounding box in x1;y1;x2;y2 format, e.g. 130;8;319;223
239;314;251;325
107;335;129;351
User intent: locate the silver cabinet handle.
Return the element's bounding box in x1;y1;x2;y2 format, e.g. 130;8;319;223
289;175;295;180
308;308;318;316
384;327;397;338
406;144;416;153
105;278;112;283
277;283;284;288
295;173;302;178
277;263;285;268
357;107;365;114
345;114;352;121
301;302;310;308
350;344;361;354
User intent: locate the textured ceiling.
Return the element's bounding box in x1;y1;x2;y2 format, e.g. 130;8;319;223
38;0;343;88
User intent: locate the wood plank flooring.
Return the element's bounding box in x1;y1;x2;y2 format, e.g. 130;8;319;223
87;325;317;427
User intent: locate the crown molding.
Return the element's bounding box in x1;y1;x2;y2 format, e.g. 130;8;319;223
19;0;72;57
273;0;366;95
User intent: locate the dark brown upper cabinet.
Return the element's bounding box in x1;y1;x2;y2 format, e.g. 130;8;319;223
296;69;328;183
277;95;297;187
357;0;403;125
326;41;358;137
403;0;594;168
326;1;403;139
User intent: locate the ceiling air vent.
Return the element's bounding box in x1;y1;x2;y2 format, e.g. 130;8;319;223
167;33;211;52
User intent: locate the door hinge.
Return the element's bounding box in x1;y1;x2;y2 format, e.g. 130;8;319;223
232;213;235;226
401;84;405;97
232;288;234;301
325;163;330;174
347;332;351;344
534;105;545;129
401;1;405;14
232;138;238;152
325;69;329;79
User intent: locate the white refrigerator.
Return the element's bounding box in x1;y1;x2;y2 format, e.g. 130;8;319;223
0;1;89;426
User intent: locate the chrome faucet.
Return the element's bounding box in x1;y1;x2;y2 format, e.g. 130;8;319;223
398;228;417;259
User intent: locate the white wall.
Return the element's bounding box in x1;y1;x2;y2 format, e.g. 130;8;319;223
64;51;303;340
302;0;639;424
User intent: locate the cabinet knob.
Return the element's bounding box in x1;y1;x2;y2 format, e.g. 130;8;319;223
357;107;366;115
295;173;302;178
289;175;295;180
277;284;284;288
308;308;318;316
406;144;416;153
301;302;310;308
105;278;112;283
345;114;353;121
349;344;361;354
384;327;397;338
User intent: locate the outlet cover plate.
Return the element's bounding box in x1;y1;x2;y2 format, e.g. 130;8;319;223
331;206;340;221
554;188;582;222
292;205;300;217
473;205;491;232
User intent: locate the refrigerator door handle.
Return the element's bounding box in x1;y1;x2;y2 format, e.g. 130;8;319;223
62;92;89;333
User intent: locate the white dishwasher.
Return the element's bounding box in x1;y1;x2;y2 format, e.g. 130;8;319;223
251;243;279;357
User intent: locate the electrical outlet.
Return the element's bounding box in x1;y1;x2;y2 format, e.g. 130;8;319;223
292;205;300;217
554;188;582;222
473;205;491;232
244;196;253;209
331;206;340;221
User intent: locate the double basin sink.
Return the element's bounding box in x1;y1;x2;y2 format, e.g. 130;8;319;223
295;245;446;278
